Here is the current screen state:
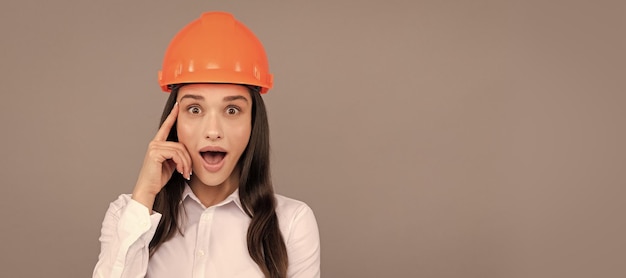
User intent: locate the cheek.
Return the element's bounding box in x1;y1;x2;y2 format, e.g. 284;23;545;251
176;119;196;144
230;123;252;150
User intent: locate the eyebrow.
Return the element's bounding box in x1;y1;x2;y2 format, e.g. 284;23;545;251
179;94;204;101
179;94;248;103
223;95;248;103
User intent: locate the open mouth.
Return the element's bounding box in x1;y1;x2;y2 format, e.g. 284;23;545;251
201;151;227;165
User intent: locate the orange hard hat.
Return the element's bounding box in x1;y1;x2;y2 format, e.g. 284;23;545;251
158;12;273;94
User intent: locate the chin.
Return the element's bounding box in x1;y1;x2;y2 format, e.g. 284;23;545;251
195;175;228;187
192;165;239;187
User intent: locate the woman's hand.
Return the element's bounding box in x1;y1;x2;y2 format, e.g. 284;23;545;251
132;102;192;210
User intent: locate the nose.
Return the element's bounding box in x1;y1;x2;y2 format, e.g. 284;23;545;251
203;113;223;141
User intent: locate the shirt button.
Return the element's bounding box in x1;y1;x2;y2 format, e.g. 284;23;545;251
198;250;205;256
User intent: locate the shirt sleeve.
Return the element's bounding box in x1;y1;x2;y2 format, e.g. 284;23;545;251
93;194;162;278
286;203;321;278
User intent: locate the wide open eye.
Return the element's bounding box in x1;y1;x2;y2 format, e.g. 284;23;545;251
187;106;202;114
226;106;240;115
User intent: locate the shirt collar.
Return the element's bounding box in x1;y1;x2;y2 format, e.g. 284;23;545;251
181;182;246;214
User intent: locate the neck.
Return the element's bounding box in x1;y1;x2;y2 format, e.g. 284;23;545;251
188;169;240;208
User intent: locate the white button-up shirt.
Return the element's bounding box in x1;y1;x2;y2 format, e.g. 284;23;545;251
93;185;320;278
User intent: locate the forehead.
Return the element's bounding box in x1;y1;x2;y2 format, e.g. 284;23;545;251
177;84;251;101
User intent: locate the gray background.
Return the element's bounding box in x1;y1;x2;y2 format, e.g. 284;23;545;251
1;0;625;277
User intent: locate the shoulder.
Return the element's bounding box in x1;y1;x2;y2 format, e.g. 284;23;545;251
273;194;319;241
274;194;321;275
274;194;314;219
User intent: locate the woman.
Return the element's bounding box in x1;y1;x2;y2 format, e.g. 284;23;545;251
93;11;320;278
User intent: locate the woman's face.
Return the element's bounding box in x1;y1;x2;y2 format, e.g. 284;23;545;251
176;83;252;189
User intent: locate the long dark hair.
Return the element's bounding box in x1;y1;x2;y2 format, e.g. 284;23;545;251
148;84;288;278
